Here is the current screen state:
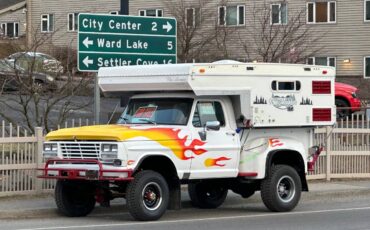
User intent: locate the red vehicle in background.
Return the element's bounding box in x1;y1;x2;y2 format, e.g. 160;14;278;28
335;82;361;118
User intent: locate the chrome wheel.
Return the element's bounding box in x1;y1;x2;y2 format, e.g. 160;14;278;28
276;175;296;203
142;182;163;211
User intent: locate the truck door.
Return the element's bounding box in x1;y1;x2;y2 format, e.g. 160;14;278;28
189;100;239;179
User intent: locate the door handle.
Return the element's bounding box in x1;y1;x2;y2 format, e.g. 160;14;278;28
226;131;236;136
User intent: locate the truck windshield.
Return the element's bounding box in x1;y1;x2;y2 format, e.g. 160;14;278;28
118;98;194;125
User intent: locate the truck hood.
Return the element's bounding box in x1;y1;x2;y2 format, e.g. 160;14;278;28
45;125;188;142
335;82;357;92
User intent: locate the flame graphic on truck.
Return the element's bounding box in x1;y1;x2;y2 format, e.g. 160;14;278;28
204;157;231;167
121;127;207;160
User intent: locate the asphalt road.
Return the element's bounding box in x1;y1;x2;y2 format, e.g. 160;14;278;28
1;191;370;230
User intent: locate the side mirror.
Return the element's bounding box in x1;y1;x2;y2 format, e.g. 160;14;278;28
198;121;221;141
205;121;220;131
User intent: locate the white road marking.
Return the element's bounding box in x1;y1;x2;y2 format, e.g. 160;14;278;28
18;206;370;230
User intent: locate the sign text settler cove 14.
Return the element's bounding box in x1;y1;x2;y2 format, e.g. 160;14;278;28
78;13;177;72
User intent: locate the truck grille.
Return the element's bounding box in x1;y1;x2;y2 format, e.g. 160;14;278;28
60;142;100;159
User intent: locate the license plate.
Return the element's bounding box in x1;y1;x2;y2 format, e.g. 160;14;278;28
86;170;99;180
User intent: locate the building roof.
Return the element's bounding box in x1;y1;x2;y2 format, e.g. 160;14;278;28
0;0;24;11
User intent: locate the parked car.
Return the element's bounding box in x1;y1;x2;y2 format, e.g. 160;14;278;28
0;59;56;91
335;82;361;118
6;52;64;75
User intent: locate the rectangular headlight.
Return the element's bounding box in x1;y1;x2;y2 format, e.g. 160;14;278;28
44;152;58;159
100;144;118;161
101;144;118;153
43;143;58;160
101;153;118;160
43;143;57;152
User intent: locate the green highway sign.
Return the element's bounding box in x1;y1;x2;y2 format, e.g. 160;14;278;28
78;13;177;72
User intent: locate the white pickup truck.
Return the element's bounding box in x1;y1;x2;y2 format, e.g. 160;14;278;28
39;61;335;221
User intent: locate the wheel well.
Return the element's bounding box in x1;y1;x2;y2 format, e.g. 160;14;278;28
266;150;308;191
136;155;181;210
335;96;349;106
136;155;178;181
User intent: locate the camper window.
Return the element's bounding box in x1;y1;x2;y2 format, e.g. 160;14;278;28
271;80;301;91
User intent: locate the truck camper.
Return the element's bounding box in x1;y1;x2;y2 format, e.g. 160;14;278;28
39;61;335;221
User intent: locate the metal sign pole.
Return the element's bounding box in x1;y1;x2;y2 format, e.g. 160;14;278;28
94;73;100;124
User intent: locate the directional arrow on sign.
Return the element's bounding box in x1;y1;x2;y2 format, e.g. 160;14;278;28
83;37;94;48
83;56;93;67
162;21;172;33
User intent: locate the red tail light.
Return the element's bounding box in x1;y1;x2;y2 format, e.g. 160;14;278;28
312;81;331;94
313;108;331;121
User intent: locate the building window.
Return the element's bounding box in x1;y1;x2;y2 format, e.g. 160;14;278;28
186;8;201;27
307;1;336;23
365;57;370;78
307;57;336;67
271;3;287;24
0;22;19;38
218;5;245;26
365;0;370;21
41;14;54;32
139;9;163;17
68;13;79;31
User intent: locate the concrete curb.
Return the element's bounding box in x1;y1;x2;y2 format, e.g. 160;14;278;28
0;188;368;220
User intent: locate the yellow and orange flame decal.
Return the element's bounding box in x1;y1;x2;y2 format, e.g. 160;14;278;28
205;157;231;167
117;127;207;160
269;138;284;147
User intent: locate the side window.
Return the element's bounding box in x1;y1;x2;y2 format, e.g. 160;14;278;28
192;101;225;127
271;80;301;91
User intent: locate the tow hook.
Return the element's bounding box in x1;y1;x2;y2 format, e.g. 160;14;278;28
307;146;323;171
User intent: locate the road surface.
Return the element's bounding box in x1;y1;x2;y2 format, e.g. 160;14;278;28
1;190;370;230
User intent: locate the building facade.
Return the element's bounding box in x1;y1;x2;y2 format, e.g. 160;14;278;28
0;0;26;39
26;0;120;50
24;0;370;79
129;0;370;79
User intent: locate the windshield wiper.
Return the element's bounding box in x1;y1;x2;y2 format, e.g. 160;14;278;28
138;118;157;125
118;116;129;124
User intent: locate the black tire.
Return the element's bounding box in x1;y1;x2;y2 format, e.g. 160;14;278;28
55;180;96;217
188;181;228;209
335;98;351;119
126;170;169;221
261;165;301;212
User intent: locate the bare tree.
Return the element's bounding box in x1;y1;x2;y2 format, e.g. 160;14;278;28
239;1;323;63
0;23;93;134
161;0;237;62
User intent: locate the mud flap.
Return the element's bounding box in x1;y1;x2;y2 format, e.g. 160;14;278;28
168;179;181;210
